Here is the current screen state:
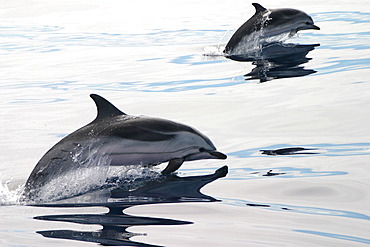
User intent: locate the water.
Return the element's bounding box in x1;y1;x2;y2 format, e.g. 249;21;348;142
1;0;370;246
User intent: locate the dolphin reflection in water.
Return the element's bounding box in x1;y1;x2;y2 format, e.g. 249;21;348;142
33;166;228;246
229;43;320;82
224;3;320;55
22;94;226;202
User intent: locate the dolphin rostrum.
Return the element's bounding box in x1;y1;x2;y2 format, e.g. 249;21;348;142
23;94;226;202
224;3;320;54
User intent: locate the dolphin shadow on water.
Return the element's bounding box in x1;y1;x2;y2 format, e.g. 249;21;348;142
223;3;320;82
33;166;228;247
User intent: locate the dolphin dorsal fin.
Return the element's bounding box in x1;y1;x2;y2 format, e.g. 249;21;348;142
252;3;267;13
90;94;126;122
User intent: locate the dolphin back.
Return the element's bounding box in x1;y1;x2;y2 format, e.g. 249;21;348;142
224;3;268;54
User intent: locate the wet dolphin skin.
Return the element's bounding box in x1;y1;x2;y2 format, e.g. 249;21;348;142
224;3;320;54
23;94;226;201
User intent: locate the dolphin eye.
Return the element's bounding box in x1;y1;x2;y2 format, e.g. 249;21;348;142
199;147;206;152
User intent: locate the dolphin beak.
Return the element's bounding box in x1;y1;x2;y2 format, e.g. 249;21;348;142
299;23;320;31
184;150;227;161
310;24;320;30
209;151;227;160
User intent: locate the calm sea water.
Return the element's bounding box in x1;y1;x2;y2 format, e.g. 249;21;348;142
1;0;370;246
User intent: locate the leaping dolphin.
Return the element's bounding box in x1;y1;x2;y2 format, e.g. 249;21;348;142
23;94;226;201
224;3;320;54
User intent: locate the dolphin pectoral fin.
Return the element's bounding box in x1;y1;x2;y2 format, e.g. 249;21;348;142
289;28;299;37
161;158;185;175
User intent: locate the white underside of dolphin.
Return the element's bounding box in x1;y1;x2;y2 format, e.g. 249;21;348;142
22;94;226;202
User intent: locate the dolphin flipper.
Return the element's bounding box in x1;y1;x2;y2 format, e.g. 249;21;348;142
161;158;185;174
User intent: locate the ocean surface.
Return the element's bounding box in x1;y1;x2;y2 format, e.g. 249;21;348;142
1;0;370;246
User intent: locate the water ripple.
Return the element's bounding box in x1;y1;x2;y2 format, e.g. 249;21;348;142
182;166;346;180
223;198;370;221
312;11;370;23
0;26;226;53
295;230;370;245
312;32;370;50
229;143;370;158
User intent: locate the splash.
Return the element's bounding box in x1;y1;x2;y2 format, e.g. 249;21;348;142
231;31;264;55
223;11;297;57
0;178;24;206
23;164;162;204
230;31;295;58
203;45;224;57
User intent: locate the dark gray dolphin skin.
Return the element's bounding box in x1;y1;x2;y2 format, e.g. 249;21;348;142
224;3;320;54
23;94;226;201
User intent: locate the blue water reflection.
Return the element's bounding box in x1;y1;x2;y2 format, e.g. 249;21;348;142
318;58;370;74
314;32;370;50
141;77;245;92
224;198;370;221
229;143;370;158
295;230;370;245
183;166;347;180
312;11;370;24
0;26;226;52
171;54;224;65
2;11;369;91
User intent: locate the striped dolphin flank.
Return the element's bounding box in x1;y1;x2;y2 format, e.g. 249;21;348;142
23;94;226;202
224;3;320;54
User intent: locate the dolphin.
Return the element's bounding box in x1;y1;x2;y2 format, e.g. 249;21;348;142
224;3;320;54
23;94;226;201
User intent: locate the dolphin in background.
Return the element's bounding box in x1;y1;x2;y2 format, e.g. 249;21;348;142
224;3;320;54
22;94;226;202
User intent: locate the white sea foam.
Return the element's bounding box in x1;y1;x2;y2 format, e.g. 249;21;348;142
23;163;162;204
203;45;224;56
0;178;24;206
